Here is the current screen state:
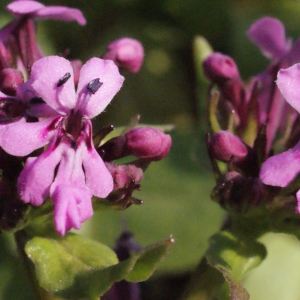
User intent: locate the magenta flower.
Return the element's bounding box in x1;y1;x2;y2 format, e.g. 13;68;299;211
260;63;300;212
103;38;144;73
0;56;124;235
247;17;300;152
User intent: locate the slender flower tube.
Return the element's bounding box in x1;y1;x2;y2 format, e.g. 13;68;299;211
0;55;124;235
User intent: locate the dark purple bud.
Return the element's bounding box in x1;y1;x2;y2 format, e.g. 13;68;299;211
103;38;144;73
209;130;248;163
98;135;127;162
212;171;266;213
203;52;240;83
0;68;24;96
87;78;103;94
125;127;172;161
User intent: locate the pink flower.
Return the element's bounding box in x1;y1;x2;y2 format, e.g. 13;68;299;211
103;38;144;73
260;63;300;213
0;55;124;235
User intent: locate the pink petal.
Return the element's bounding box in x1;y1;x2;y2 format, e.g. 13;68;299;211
17;141;65;206
49;145;93;235
247;17;289;60
260;141;300;187
30;56;76;114
34;7;86;25
7;1;45;15
79;134;113;198
277;64;300;114
52;185;92;236
76;58;124;118
0;117;58;156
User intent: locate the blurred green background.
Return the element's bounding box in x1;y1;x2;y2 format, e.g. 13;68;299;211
2;0;300;299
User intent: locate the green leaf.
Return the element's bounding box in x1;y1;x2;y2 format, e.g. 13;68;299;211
205;230;267;299
25;234;174;299
126;237;175;282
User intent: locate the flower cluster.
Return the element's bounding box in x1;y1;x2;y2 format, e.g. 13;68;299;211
204;17;300;215
0;0;171;236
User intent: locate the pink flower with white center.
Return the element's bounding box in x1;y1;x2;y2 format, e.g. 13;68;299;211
0;55;124;235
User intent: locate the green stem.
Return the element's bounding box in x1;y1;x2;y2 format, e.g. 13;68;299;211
14;230;54;300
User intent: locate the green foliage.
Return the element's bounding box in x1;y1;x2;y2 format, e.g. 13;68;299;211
25;234;174;299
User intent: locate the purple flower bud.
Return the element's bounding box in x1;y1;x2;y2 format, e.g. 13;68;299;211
203;52;240;83
103;38;144;73
125;127;172;161
203;52;245;114
105;162;143;189
209;130;248;163
0;68;24;95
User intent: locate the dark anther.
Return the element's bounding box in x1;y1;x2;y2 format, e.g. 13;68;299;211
57;72;71;87
30;97;45;104
87;78;103;94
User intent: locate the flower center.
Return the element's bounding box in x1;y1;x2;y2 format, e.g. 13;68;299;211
65;109;84;141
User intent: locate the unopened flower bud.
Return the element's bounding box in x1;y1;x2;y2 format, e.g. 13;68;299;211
125;127;172;161
203;52;240;83
105;162;143;189
203;53;244;112
103;38;144;73
0;68;24;95
209;130;248;162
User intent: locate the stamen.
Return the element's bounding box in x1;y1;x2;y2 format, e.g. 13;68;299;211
57;72;71;87
87;78;103;94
